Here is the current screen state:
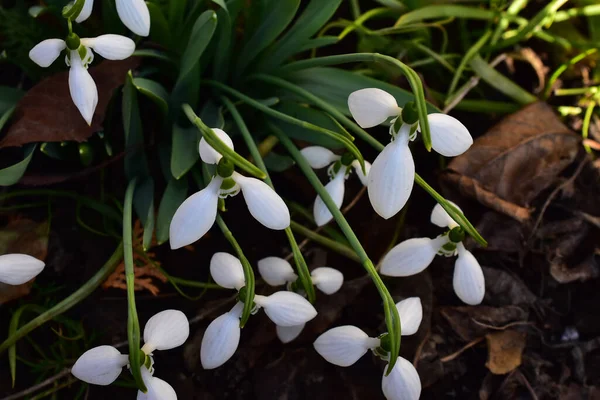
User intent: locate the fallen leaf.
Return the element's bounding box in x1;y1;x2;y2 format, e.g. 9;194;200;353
0;218;49;304
441;305;529;342
485;330;527;374
444;102;580;222
482;266;537;306
550;252;599;284
0;58;139;148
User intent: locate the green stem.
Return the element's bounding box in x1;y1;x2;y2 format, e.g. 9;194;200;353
544;48;598;99
582;102;596;154
270;123;401;375
220;95;316;303
277;53;432;151
290;221;361;263
123;179;145;392
168;277;223;289
490;0;527;46
446;30;492;100
202;80;366;168
0;243;124;355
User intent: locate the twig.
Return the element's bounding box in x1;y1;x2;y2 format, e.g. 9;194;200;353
440;337;484;362
1;368;71;400
516;369;539;400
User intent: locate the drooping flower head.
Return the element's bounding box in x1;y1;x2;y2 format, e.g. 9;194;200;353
347;88;473;219
29;33;135;124
300;146;371;226
313;297;423;400
380;202;485;305
169;128;290;249
72;310;189;399
76;0;151;37
0;254;45;285
257;256;344;343
200;253;317;369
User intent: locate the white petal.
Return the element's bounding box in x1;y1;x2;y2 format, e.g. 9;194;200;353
200;303;243;369
351;159;371;186
81;35;135;60
210;252;245;290
428;113;473;157
116;0;150;37
395;298;422;336
74;0;94;22
453;244;485;305
300;146;340;169
234;173;290;230
169;176;221;250
380;236;447;277
0;254;45;285
29;39;66;67
71;346;128;386
311;267;344;295
137;366;177;400
68;51;98;125
348;88;399;128
367;126;414;219
254;292;317;327
276;323;305;344
199;128;234;164
257;257;297;286
381;358;422;400
141;310;189;353
430;201;462;229
313;168;346;227
313;326;379;367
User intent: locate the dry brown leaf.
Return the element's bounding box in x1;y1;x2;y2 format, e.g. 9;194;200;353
444;102;580;221
485;330;527;374
0;218;49;304
103;220;166;295
0;58;139;148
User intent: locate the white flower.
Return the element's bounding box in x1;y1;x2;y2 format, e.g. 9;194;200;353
72;309;189;396
380;202;485;305
381;358;422;400
76;0;151;37
395;298;422;336
254;292;318;327
276;323;305;343
367;124;414;219
209;252;246;290
311;267;344;295
201;302;243;369
257;257;297;286
170;129;290;249
0;254;45;285
314;325;380;367
347;88;473;219
29;34;135;125
301;145;371;226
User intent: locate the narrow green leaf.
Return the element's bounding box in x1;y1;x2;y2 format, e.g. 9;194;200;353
0;86;24;115
263;152;295;172
0;105;16;132
177;11;218;86
132;49;177;64
156;177;189;245
256;0;342;71
212;5;233;81
0;144;36;186
132;78;169;114
200;100;225;129
168;0;188;37
171;124;199;179
236;0;300;75
298;36;339;52
9;305;43;386
211;0;228;11
147;2;172;48
136;178;156;251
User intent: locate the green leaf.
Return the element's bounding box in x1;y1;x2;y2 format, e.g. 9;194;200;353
156;177;189;245
263;152;295;172
132;49;177;64
177;11;218;87
200;100;225;129
62;0;86;19
9;305;43;387
256;0;342;71
212;4;234;81
0;86;24;115
288;67;439;116
0;145;36;186
211;0;228;11
147;2;173;48
171;124;199;179
168;0;188;37
132;78;169;114
298;36;339;52
236;0;300;75
0;106;16;132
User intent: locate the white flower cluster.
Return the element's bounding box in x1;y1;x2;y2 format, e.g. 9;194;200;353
0;253;45;285
28;0;149;124
72;310;189;400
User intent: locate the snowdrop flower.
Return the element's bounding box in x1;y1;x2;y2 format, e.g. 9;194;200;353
72;309;189;399
257;256;344;343
313;298;423;400
169;128;290;249
200;253;317;368
380;202;485;305
348;88;473;219
0;254;45;285
301;146;371;226
29;33;135;125
75;0;150;37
